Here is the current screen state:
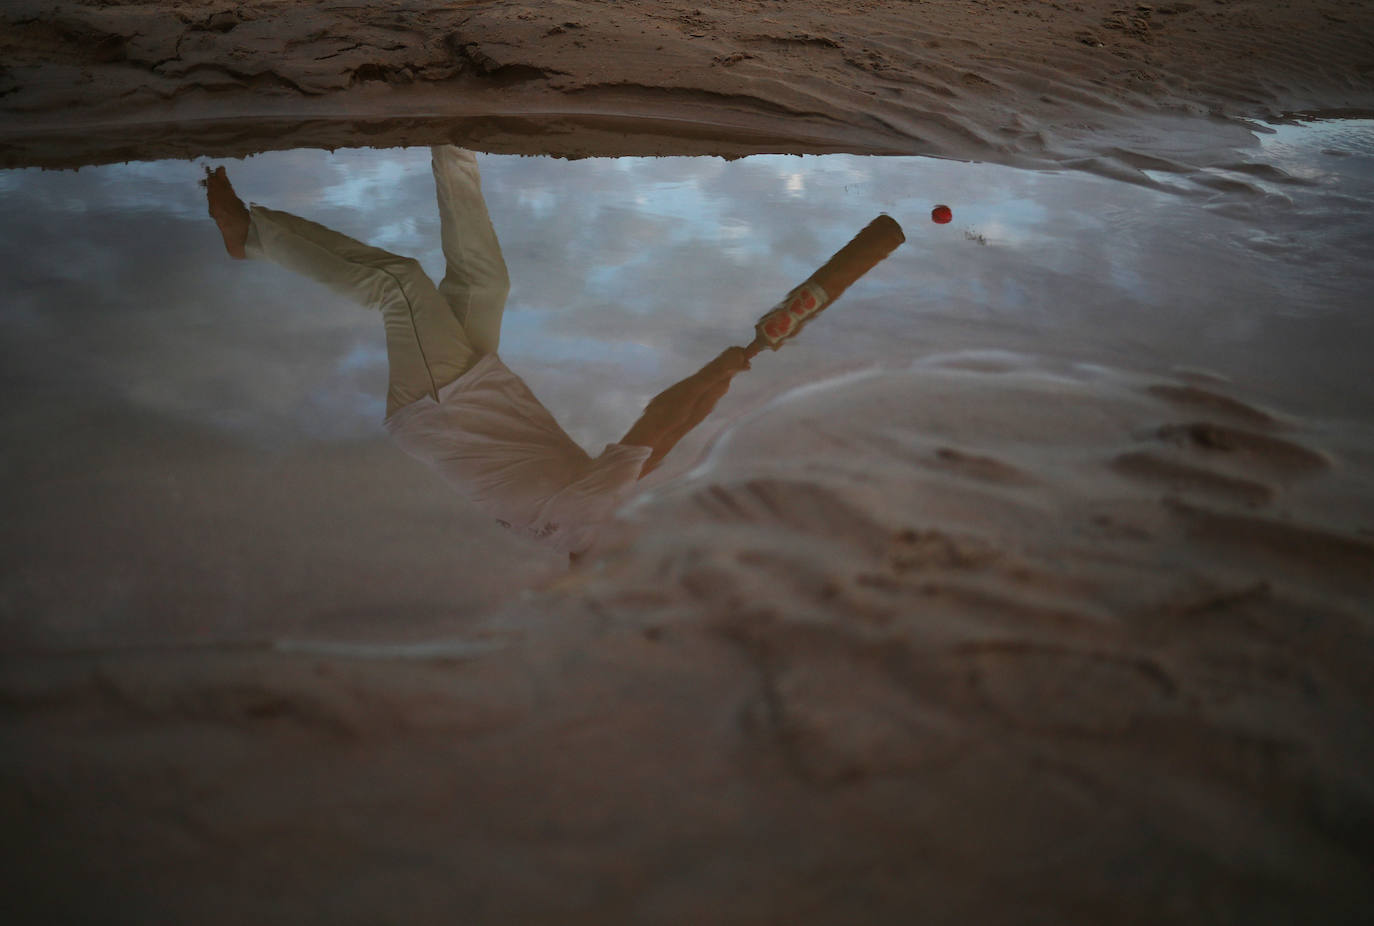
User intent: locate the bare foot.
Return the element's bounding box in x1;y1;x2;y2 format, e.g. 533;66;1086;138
203;165;250;260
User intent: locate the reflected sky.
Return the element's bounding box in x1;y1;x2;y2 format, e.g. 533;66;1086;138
2;121;1372;649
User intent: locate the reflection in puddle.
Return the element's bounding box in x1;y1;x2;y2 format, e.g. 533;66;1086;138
4;117;1374;926
206;148;903;559
1;123;1373;650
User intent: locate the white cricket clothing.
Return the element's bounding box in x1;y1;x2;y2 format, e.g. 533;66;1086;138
246;146;650;554
385;354;652;554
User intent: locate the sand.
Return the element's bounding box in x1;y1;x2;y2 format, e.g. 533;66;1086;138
3;2;1374;924
6;357;1374;923
2;0;1373;168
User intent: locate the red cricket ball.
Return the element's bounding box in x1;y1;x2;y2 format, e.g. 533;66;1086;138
931;204;953;224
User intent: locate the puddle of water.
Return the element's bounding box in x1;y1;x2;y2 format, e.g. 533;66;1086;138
2;121;1372;650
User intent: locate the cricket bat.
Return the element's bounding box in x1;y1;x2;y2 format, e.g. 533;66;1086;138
744;214;905;357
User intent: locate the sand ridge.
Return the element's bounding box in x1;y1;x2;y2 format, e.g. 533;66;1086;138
2;0;1373;167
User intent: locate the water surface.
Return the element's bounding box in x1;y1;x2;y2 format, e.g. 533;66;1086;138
3;120;1372;650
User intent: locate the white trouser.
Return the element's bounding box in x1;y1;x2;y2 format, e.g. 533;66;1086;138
245;146;511;416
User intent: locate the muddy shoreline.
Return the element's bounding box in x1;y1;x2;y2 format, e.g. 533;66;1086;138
3;0;1373;168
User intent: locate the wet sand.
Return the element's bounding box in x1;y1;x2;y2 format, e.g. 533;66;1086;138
3;2;1374;924
5;357;1374;924
2;0;1373;168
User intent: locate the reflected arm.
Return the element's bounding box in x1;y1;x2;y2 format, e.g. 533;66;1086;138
204;166;250;259
620;346;751;477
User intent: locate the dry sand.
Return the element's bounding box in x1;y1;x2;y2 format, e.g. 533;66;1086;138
3;2;1374;924
2;0;1373;167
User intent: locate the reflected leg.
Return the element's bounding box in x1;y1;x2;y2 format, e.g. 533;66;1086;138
246;205;478;416
432;146;511;356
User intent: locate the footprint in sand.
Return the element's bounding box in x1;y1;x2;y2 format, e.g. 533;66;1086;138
1110;451;1276;507
959;640;1180;736
1154;421;1330;478
1111;384;1333;508
1144;383;1282;429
